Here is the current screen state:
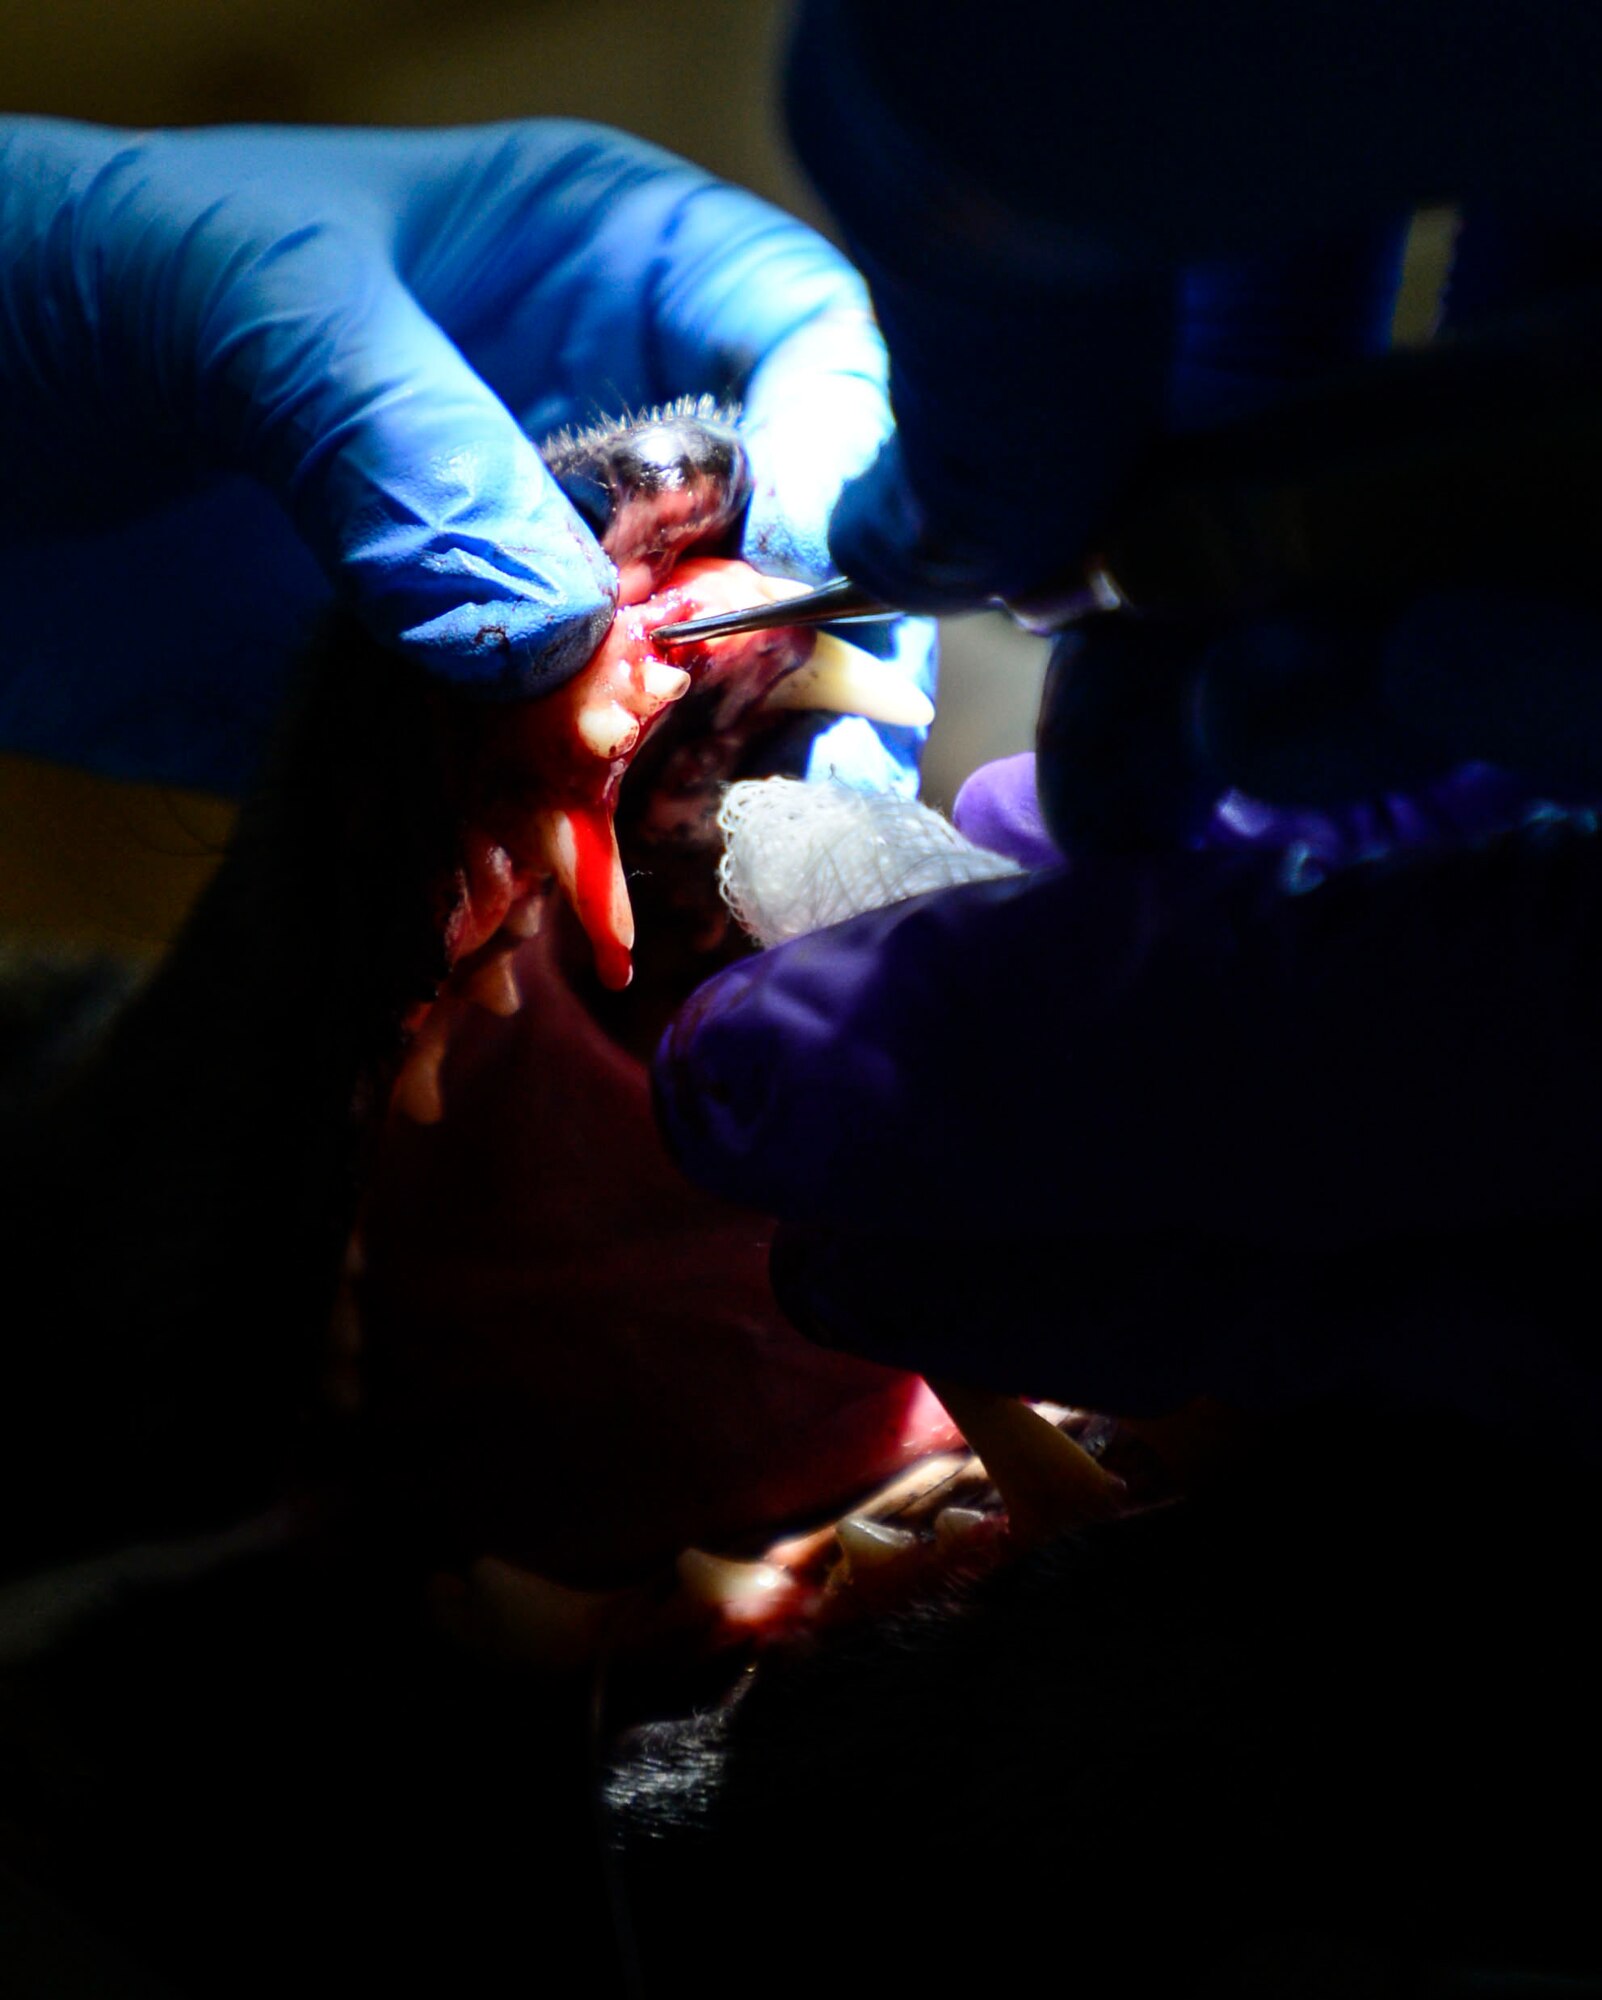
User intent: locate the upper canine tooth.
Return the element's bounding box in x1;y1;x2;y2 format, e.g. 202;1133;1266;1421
538;805;635;991
930;1380;1125;1547
760;633;935;729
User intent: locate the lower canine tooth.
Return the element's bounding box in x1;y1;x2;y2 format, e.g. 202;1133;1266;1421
676;1548;787;1612
761;633;935;729
504;894;545;939
392;1013;451;1125
466;949;521;1017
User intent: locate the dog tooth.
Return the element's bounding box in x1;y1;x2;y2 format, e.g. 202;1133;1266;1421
466;949;521;1017
503;894;544;939
539;805;634;990
577;700;640;761
760;633;935;728
676;1547;788;1612
541;807;577;890
391;1013;451;1125
933;1506;991;1552
586;810;635;991
638;660;692;706
835;1515;917;1573
931;1379;1125;1546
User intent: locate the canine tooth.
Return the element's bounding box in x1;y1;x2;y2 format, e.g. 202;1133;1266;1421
577;700;640;761
539;805;634;990
676;1547;787;1611
930;1380;1125;1546
541;807;577;889
391;1014;451;1125
760;633;935;728
466;949;521;1017
504;893;545;939
835;1515;917;1573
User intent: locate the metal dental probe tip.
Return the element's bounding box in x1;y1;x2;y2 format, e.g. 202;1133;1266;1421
652;574;899;646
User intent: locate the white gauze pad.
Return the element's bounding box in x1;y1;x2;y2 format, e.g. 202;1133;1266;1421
717;778;1022;949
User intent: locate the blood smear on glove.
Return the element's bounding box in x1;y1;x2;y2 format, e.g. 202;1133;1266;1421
717;779;1022;949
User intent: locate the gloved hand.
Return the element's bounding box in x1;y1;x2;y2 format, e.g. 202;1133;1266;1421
0;117;928;796
1036;266;1602;853
656;750;1602;1442
648;0;1602;1442
786;0;1602;839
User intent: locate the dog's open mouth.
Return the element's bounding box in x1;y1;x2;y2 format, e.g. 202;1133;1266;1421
344;404;979;1619
338;407;1230;1684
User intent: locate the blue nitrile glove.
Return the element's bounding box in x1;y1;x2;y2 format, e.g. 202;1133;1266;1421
656;752;1602;1446
0;118;930;796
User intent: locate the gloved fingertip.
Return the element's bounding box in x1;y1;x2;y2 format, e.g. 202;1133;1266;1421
828;439;1002;613
741;309;891;586
336;452;619;696
952;753;1064;868
386;550;615;697
228;245;620;695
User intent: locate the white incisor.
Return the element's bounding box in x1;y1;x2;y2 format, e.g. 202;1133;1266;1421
717;779;1022;949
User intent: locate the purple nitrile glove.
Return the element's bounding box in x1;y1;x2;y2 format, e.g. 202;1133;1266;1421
955;749;1547;879
0;118;932;796
656;751;1602;1441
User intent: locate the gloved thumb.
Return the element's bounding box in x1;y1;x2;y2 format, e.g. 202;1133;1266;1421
200;225;617;695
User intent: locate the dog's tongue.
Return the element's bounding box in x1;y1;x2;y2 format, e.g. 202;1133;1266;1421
360;917;955;1586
